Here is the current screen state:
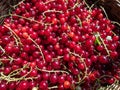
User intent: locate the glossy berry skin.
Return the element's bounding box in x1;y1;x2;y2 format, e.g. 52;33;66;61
18;81;29;90
28;81;36;89
64;81;71;89
0;82;7;90
29;69;38;77
42;72;50;80
39;81;48;90
45;54;52;62
58;84;64;90
63;54;70;61
8;82;16;90
78;63;85;70
49;74;58;84
98;56;108;64
58;75;65;84
3;67;11;75
51;60;61;69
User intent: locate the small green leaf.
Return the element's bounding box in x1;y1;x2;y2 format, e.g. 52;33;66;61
95;36;101;45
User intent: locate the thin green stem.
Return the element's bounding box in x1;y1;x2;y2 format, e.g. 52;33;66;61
90;0;100;9
29;37;45;63
37;67;70;74
0;46;5;55
12;0;25;9
44;0;55;4
68;0;79;10
83;0;92;12
69;51;89;84
100;6;108;19
75;15;82;27
0;14;10;19
112;21;120;27
11;14;43;24
4;25;23;46
48;86;58;89
97;32;110;56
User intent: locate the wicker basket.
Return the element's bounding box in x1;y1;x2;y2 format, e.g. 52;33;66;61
86;0;120;23
0;0;20;24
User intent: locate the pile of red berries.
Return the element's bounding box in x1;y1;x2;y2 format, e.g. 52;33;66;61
0;0;120;90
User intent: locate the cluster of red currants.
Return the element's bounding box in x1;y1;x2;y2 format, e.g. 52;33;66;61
0;0;120;90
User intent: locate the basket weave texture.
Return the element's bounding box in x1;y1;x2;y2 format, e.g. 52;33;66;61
0;0;20;24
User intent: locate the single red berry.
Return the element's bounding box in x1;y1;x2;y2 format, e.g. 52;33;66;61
64;81;70;89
